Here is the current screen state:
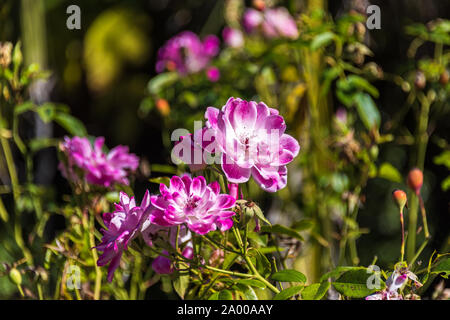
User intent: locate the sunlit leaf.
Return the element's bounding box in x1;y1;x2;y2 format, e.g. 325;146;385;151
301;282;330;300
273;285;303;300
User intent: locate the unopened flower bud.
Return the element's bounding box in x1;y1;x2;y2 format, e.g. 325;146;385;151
440;69;449;85
235;200;261;227
8;268;22;286
414;71;426;90
252;0;266;11
209;249;225;266
0;42;13;68
12;42;23;68
392;189;408;211
407;168;423;195
156;98;170;117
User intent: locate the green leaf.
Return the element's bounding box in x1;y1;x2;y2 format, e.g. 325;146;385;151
434;151;450;168
29;138;59;153
253;205;271;226
310;32;335;51
271;269;306;283
236;279;266;289
273;285;303;300
291;219;315;231
354;92;380;130
36;104;56;122
441;176;450;191
53;113;88;137
150;164;178;174
248;249;271;277
14;102;35;115
0;197;9;222
208;292;220;300
147;72;178;94
320;266;360;282
173;272;190;299
347;75;379;98
218;290;233;300
222;252;239;270
378;162;402;183
258;246;286;254
261;224;304;241
301;282;330;300
332;268;385;298
149;176;171;186
431;258;450;279
234;284;259;300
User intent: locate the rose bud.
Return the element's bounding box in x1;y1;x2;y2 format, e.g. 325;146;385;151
156;98;170;117
392;189;408;212
414;71;426;89
440;69;449;85
407;168;423;195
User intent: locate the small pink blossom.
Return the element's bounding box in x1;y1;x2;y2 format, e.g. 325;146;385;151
222;27;244;48
96;191;151;282
206;66;220;82
155;31;220;75
204;97;300;192
242;7;298;39
365;268;422;300
149;174;236;235
59;136;139;188
243;8;264;34
262;8;299;39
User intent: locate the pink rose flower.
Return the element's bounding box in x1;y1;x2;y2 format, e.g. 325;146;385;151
222;27;244;48
204;97;300;192
96;191;151;282
262;7;299;39
155;31;220;75
242;7;298;39
243;8;264;34
149;174;236;235
59;136;139;188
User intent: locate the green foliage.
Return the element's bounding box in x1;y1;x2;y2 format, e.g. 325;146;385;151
331;268;385;299
271;269;307;283
301;282;330;300
273;285;304;300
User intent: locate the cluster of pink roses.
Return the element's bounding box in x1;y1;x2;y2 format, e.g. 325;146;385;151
95;175;236;281
60;5;301;281
91;95;299;280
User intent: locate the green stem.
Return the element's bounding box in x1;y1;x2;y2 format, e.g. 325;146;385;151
409;239;429;267
88;214;102;300
407;93;430;261
243;255;280;294
204;265;254;279
400;208;405;262
418;194;430;239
